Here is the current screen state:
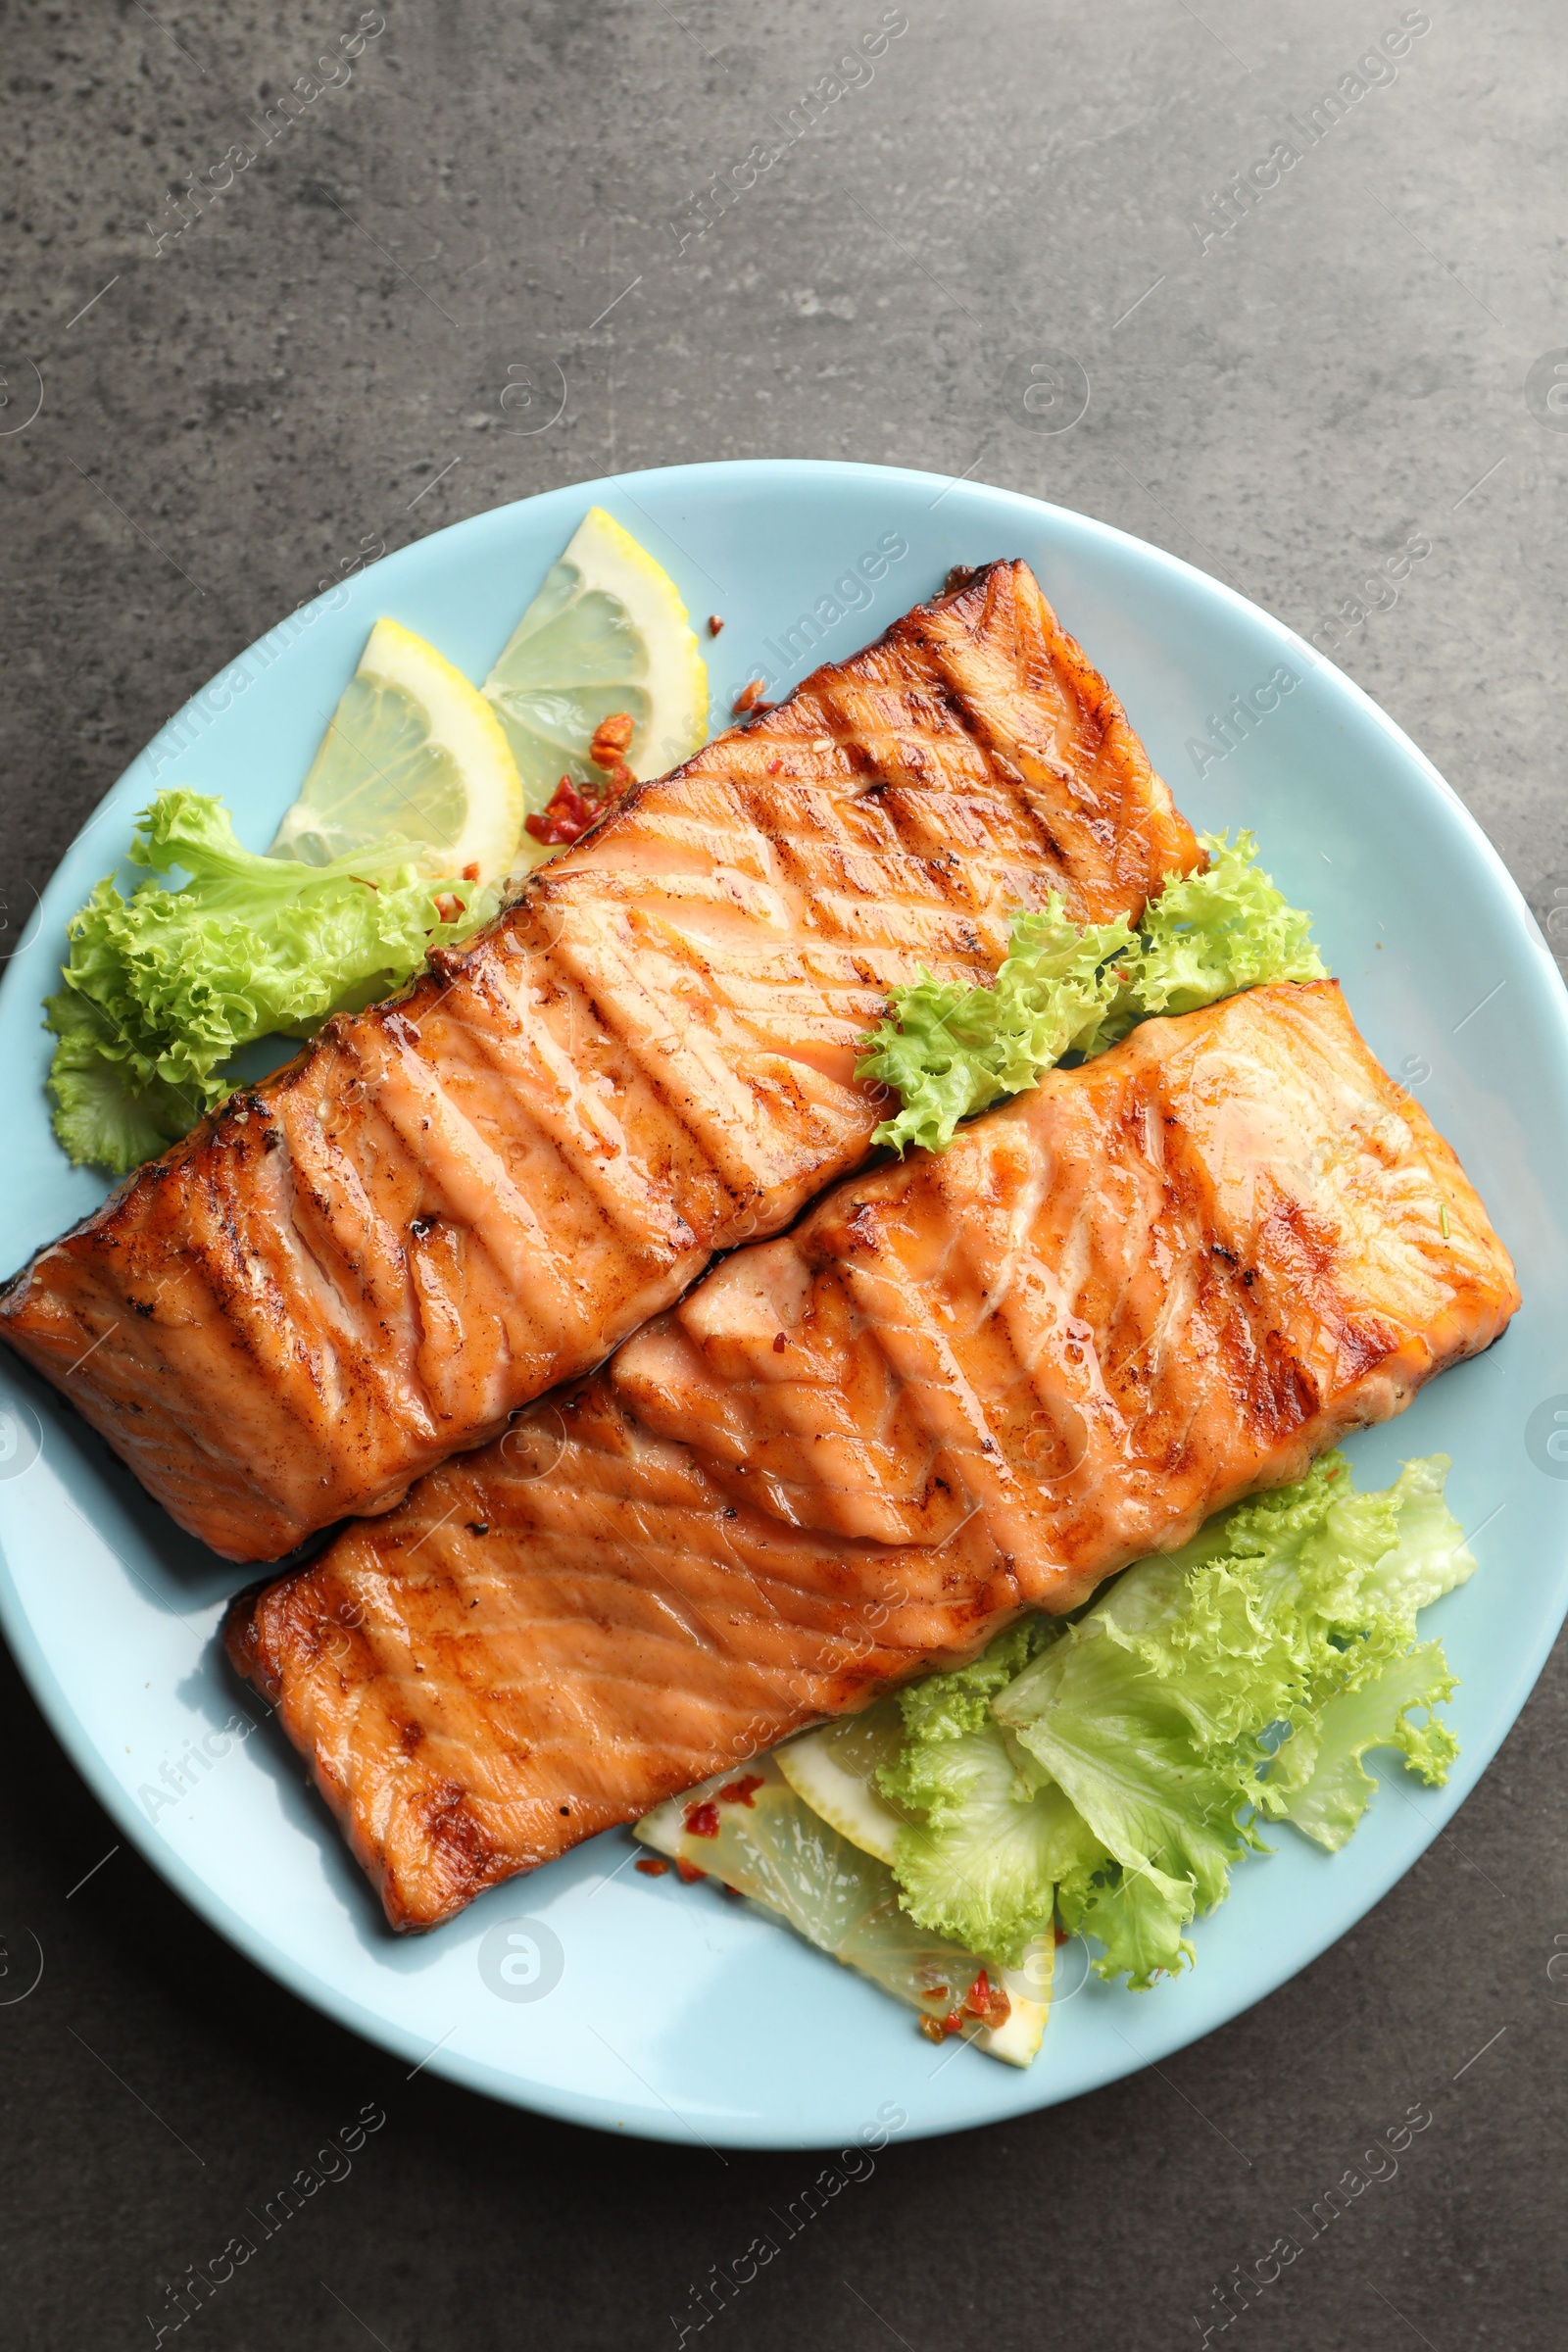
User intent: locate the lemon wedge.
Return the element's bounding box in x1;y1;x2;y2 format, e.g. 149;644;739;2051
270;616;524;885
774;1699;911;1867
635;1757;1052;2066
482;505;709;861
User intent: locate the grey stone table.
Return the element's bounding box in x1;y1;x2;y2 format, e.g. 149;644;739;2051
2;3;1564;2346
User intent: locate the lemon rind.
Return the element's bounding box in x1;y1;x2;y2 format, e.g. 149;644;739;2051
482;505;710;792
774;1729;906;1867
271;614;524;885
355;618;523;881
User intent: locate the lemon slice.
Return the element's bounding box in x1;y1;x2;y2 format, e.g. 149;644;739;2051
636;1756;1052;2066
270;617;524;884
775;1698;911;1866
481;505;709;858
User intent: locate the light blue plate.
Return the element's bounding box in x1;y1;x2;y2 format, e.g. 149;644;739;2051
2;461;1564;2150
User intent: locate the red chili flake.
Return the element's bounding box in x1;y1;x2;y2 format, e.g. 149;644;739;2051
634;1856;668;1877
764;757;783;776
580;719;637;806
434;891;466;923
461;860;480;882
772;1332;788;1354
962;1969;1011;2031
525;775;598;847
1054;1926;1070;1947
589;710;635;764
733;678;774;716
709;614;725;636
674;1857;708;1884
683;1798;721;1838
717;1774;764;1808
917;2015;945;2043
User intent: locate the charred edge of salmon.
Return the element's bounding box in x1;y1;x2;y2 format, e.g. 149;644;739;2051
221;1581;272;1692
0;1068;317;1284
0;556;1186;1309
223;1571;515;1931
740;555;1191;837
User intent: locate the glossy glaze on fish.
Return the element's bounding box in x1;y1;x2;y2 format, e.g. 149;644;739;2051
226;982;1518;1928
1;561;1200;1560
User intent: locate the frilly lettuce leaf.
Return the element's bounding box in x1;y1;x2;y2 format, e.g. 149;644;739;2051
1099;828;1325;1043
879;1452;1475;1987
43;983;196;1170
890;1614;1064;1750
854;899;1134;1156
46;789;496;1175
881;1730;1088;1970
857;831;1325;1154
1275;1641;1458;1852
874;1618;1072;1967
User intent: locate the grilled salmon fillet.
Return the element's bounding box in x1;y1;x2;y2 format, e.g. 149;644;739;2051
0;561;1200;1561
225;982;1518;1929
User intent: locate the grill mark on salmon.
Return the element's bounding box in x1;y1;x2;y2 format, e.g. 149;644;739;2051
226;982;1519;1929
1;562;1200;1559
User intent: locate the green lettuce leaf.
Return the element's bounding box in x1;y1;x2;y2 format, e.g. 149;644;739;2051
44;986;196;1170
880;1452;1475;1987
45;789;496;1175
857;831;1325;1153
1061;1852;1205;1988
1277;1641;1457;1852
1098;828;1325;1045
873;1619;1073;1967
883;1731;1089;1970
890;1614;1064;1749
854;899;1134;1156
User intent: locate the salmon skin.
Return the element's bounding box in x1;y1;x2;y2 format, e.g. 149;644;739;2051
226;982;1518;1930
0;561;1200;1562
